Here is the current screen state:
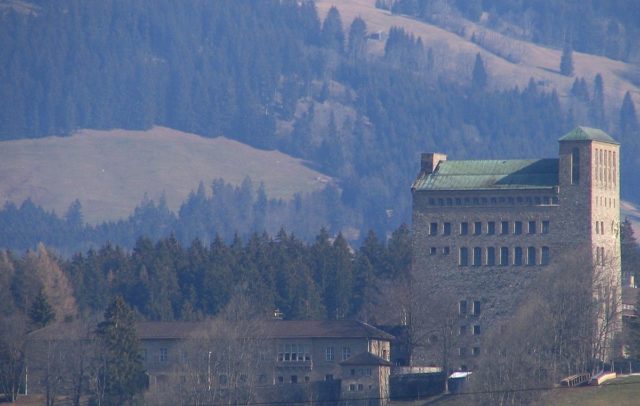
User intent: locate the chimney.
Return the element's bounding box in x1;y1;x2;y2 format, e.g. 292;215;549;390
421;153;447;174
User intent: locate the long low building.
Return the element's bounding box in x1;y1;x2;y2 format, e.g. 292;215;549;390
27;319;394;405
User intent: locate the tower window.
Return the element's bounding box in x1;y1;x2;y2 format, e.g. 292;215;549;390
474;222;482;235
460;222;469;235
541;247;550;265
487;221;495;235
514;247;523;266
459;247;469;266
514;221;522;235
527;247;537;265
528;221;536;234
429;222;438;236
443;222;451;235
473;247;482;266
500;247;509;266
487;247;496;266
501;221;509;234
571;147;580;185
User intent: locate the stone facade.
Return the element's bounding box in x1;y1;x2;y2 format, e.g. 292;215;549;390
411;127;621;370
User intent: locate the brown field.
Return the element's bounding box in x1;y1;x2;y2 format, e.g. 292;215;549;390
0;127;331;224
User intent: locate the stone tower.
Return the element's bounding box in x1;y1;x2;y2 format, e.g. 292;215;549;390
411;126;622;370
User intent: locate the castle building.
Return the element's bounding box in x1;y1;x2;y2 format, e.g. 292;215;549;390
411;127;621;370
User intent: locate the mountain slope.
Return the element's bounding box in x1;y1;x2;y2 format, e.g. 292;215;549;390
0;127;331;223
317;0;640;114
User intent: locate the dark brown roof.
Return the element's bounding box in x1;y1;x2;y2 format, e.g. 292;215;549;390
340;351;391;366
28;319;395;342
264;320;395;340
136;321;204;340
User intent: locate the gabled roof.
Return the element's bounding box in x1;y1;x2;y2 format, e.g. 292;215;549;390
340;351;391;366
412;158;558;191
265;320;395;341
136;321;203;340
559;126;619;145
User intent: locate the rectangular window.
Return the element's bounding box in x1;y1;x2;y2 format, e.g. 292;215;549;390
514;221;522;235
342;346;351;361
459;325;467;335
325;347;334;361
159;348;168;362
514;247;523;266
459;300;468;315
460;222;469;235
291;375;298;384
501;221;509;235
349;384;356;392
459;247;469;266
487;247;496;266
429;222;438;236
472;347;481;356
487;221;495;235
528;221;536;234
595;221;600;234
473;247;482;266
473;325;481;335
459;347;467;357
527;247;536;265
444;222;451;235
541;247;550;265
473;301;481;316
358;383;364;391
542;221;549;234
325;375;333;381
500;247;509;266
429;247;437;256
474;222;482;235
141;349;147;361
571;147;580;185
443;246;450;255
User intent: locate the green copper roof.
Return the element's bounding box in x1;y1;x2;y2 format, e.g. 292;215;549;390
558;126;619;145
413;159;558;191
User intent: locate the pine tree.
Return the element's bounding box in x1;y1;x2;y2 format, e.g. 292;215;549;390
560;41;574;76
321;6;345;53
96;296;145;406
347;17;367;63
472;53;488;89
620;91;639;134
28;289;55;328
591;73;606;128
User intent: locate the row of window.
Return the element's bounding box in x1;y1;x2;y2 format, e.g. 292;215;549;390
458;246;550;267
595;247;607;266
459;300;481;316
325;346;351;362
459;324;481;336
428;220;550;237
425;195;559;207
277;344;311;362
459;347;481;357
594;147;616;188
595;195;617;209
277;375;312;384
348;383;374;391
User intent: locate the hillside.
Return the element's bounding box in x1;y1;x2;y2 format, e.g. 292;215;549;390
0;127;331;224
316;0;640;115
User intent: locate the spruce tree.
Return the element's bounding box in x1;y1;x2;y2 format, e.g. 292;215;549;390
560;41;574;76
28;289;55;328
591;73;606;128
472;53;488;89
96;296;145;406
620;91;639;134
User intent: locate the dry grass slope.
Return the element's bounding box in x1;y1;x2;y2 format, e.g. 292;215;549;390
316;0;640;116
0;127;332;224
